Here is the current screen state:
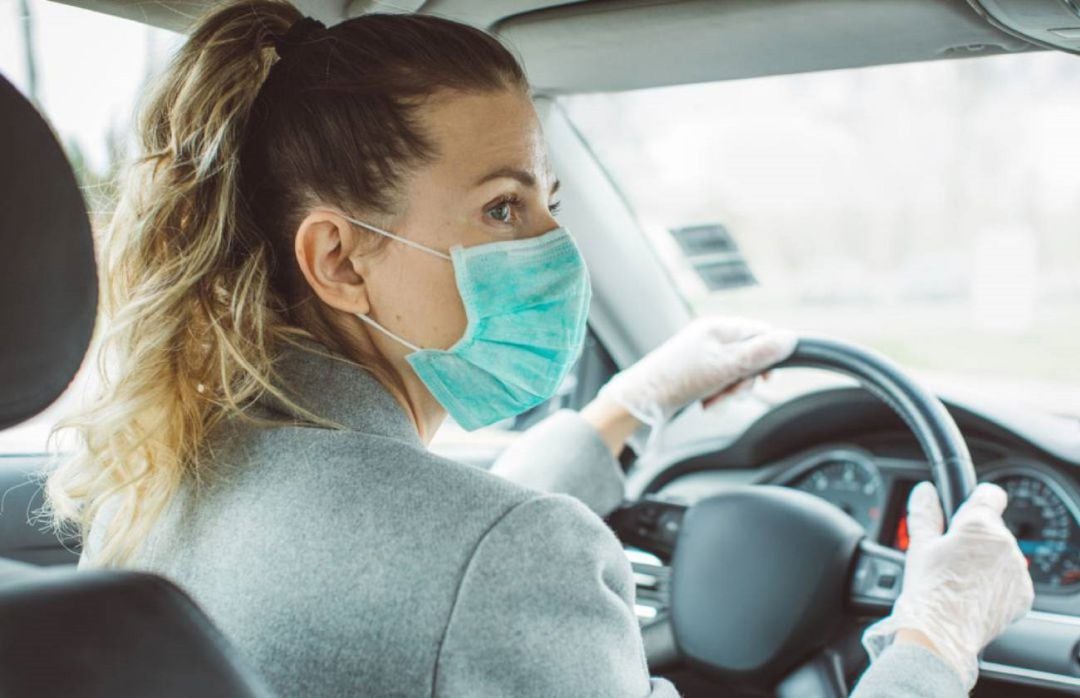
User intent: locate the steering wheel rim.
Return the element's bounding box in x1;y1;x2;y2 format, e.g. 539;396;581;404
622;336;979;695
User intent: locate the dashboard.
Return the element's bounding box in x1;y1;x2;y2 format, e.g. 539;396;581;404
617;386;1080;694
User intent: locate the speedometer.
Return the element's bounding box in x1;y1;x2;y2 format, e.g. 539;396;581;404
987;469;1080;591
791;451;885;534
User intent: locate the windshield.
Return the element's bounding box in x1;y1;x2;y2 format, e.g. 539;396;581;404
560;52;1080;418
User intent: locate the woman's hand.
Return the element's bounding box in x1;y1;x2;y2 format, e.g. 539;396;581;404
863;481;1035;691
597;315;797;424
580;316;796;454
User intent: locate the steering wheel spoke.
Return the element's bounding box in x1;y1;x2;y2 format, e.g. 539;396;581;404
606;497;687;562
849;539;905;614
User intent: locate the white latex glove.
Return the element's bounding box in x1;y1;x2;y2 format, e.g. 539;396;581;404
862;481;1035;691
596;316;798;427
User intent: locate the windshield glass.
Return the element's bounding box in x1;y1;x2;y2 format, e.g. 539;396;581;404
560;52;1080;417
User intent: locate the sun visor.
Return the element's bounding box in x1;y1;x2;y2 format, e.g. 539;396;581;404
967;0;1080;52
0;71;97;429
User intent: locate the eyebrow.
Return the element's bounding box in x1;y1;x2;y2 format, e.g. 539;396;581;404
474;167;561;195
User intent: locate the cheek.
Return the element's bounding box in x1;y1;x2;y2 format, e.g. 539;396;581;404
368;248;467;350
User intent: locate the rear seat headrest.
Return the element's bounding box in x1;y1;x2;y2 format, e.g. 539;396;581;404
0;70;97;429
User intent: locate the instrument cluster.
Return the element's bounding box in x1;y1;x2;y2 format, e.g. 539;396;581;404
779;449;1080;593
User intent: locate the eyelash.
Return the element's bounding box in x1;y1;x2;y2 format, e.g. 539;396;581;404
485;193;562;224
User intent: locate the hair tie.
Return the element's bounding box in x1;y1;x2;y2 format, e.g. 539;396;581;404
272;16;327;59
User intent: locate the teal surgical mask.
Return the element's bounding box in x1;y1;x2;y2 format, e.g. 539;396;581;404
341;213;592;431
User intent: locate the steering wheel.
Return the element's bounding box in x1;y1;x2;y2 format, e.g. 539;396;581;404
609;336;978;696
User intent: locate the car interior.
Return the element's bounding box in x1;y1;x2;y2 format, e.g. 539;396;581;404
2;1;1079;696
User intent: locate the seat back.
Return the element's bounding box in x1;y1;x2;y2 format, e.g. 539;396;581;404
0;559;271;698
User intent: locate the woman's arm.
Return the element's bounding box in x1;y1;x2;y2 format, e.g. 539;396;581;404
432;492;680;697
489;407;629;517
579;392;641;455
849;641;967;697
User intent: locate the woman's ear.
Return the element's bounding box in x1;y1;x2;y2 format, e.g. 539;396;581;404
294;210;372;315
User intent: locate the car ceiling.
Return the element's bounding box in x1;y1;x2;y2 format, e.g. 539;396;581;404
51;0;1039;93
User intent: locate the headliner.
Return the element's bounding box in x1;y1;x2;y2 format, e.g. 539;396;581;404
50;0;1038;93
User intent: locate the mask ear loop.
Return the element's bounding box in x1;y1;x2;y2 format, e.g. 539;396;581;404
338;213;452;261
356;313;423;353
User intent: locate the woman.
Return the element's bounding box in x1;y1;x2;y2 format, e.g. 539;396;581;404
47;2;1032;696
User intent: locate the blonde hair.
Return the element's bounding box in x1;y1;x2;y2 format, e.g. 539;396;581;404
43;0;529;567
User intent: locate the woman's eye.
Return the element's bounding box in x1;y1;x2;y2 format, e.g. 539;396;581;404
487;201;512;223
484;195;559;224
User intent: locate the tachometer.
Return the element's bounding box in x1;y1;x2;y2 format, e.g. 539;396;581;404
987;469;1080;591
791;451;885;533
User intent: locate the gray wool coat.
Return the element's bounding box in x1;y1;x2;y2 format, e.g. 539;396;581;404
81;338;965;697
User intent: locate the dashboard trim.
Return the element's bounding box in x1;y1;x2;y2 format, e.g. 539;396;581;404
1026;609;1080;627
979;660;1080;691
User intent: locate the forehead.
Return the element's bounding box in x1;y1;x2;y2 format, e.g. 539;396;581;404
417;90;553;185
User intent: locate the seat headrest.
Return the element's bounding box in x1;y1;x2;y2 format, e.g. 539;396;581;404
0;71;97;429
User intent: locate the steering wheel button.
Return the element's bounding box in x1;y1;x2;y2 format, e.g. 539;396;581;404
639;503;660;524
851;540;906;609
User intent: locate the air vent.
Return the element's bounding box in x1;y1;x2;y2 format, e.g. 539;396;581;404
669;223;757;292
625;547;671;624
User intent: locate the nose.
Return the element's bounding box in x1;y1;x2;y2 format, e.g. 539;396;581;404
530;209;561;239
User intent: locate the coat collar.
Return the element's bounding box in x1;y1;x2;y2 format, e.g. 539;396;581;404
256;335;423;448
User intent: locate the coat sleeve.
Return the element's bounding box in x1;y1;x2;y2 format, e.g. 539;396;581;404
433;493;680;698
850;641;967;697
489;409;627;518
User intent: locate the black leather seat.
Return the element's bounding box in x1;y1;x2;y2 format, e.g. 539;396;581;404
0;557;270;698
0;70;270;697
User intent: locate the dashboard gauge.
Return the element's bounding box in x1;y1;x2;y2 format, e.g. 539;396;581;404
987;470;1080;591
791;452;885;533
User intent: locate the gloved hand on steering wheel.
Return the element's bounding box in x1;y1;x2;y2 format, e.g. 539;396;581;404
596;315;798;427
862;481;1035;691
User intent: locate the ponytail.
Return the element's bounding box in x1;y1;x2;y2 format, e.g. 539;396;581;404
46;0;313;567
